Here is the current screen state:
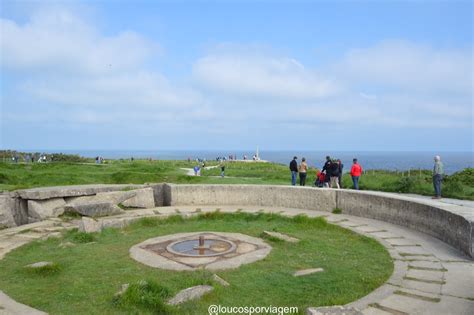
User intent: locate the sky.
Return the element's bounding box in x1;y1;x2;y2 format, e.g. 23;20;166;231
0;0;473;151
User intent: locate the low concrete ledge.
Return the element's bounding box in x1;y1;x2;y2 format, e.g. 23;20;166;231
164;184;473;259
336;189;473;259
166;184;337;213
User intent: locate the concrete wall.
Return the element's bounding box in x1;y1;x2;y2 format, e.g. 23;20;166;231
2;183;472;258
336;190;473;260
166;184;337;212
164;184;473;259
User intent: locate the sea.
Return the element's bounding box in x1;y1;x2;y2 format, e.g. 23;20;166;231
24;150;474;175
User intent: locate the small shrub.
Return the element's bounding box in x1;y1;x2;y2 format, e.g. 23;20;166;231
197;210;225;220
332;208;342;214
26;263;62;276
65;230;96;243
137;217;159;227
112;279;171;314
395;176;416;193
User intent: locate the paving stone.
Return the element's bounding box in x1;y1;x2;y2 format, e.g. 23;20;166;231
361;306;392;315
294;268;324;277
379;293;439;314
397;246;433;256
370;231;401;239
167;285;213;305
385;238;419;246
401;279;442;294
406;268;444;282
262;230;299;243
211;274;230;287
408;260;444;270
355;225;385;233
379;293;474;315
339;221;366;227
306;306;362;315
441;262;474;299
25;261;53;268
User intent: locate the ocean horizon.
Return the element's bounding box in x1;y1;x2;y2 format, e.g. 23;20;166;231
15;149;474;174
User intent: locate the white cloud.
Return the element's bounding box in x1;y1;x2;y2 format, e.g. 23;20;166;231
0;8;157;75
337;40;473;93
1;7;208;121
359;92;377;100
193;50;338;100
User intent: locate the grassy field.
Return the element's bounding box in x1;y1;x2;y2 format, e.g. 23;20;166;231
0;160;473;200
0;212;393;314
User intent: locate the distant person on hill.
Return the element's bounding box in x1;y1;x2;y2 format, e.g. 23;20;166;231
289;156;298;186
337;159;344;188
329;159;340;189
299;158;308;186
220;163;226;178
194;165;200;176
432;156;444;199
350;158;363;190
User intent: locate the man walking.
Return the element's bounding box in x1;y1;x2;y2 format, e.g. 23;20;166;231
432;155;444;199
289;156;298;186
350;158;363;190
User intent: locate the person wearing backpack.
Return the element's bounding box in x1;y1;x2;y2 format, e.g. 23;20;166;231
289;156;298;186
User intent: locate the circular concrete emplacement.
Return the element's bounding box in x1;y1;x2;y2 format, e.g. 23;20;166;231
129;231;272;271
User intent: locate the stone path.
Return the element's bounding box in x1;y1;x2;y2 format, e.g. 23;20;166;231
0;205;472;314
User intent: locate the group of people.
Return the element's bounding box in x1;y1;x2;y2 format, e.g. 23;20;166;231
289;155;446;198
289;156;363;190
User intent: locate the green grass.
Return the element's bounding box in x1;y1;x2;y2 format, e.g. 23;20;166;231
112;279;172;314
332;208;342;214
1;160;472;200
25;263;62;276
0;212;393;315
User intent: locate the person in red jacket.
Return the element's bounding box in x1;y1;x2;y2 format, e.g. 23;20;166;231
350;158;363;190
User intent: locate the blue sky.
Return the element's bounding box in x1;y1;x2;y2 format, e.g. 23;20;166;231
1;0;472;151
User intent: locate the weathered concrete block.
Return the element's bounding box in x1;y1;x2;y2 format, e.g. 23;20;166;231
150;183;166;206
28;198;66;220
167;285;213;305
0;194;16;228
121;188;155;208
78;217;102;233
67;190;136;205
65;202;124;217
16;184;145;200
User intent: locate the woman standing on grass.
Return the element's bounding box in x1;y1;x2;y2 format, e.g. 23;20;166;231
299;158;308;186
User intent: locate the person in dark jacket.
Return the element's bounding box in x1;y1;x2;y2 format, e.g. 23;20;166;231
289;156;298;186
337;159;344;188
329;159;340;189
321;156;332;187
